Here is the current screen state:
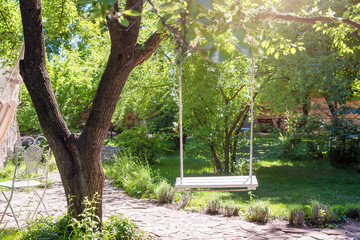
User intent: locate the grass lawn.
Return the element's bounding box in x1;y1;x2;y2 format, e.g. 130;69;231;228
150;138;360;219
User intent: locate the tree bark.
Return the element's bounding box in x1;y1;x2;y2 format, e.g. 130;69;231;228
19;0;163;224
209;142;222;172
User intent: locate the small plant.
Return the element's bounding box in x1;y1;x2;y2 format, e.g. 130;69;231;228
22;195;148;239
106;151;156;198
310;201;337;225
104;214;148;240
155;181;175;203
223;204;240;217
345;207;360;219
205;199;221;215
177;192;193;209
289;209;305;226
247;201;270;223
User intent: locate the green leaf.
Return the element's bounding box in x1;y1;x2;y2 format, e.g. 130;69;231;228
209;48;230;63
198;16;213;25
119;16;129;27
233;27;246;42
213;0;227;6
160;1;175;8
201;30;214;44
189;2;199;18
261;40;270;48
274;52;280;59
244;22;257;33
290;47;296;54
234;44;252;58
270;47;275;54
157;20;165;32
185;28;197;43
196;0;213;9
122;10;141;16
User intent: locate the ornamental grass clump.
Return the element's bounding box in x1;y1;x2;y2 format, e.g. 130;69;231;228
155;181;175;203
289;209;305;226
205;199;221;215
310;201;337;225
247;200;270;223
177;192;193;209
107;151;155;198
223;204;240;217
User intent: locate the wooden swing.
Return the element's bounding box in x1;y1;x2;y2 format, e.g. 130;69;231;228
175;50;258;192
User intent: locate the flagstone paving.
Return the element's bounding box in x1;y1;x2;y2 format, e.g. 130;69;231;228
1;173;359;239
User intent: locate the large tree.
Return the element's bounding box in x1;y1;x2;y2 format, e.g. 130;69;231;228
19;0;162;222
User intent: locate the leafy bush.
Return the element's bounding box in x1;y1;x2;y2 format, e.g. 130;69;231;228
345;207;360;219
106;151;156;198
280;114;328;161
103;215;148;240
289;209;305;226
309;201;337;225
177;192;193;209
155;181;175;203
247;201;270;223
205;199;221;215
114;125;170;163
223;204;240;217
21;195;148;240
328;116;360;167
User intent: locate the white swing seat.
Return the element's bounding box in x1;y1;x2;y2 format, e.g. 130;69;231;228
175;175;258;191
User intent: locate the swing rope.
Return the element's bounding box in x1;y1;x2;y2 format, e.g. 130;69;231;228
175;39;258;191
249;37;256;185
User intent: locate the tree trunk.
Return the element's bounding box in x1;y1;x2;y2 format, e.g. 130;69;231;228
224;134;230;174
209;143;222;172
19;0;163;224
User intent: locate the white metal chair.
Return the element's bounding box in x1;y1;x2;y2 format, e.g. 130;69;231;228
0;136;50;227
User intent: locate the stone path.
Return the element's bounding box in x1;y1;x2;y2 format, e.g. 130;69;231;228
1;173;359;239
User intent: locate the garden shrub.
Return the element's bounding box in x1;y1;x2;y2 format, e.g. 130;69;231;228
205;199;221;215
177;192;193;209
155;181;175;204
223;204;240;217
247;200;270;223
21;195;148;240
106;152;156;198
309;201;337;225
280;114;327;161
114;125;170;164
289;209;305;226
345;207;360;219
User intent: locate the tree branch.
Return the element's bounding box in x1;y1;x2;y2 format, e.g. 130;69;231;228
134;32;165;67
229;85;246;102
258;11;360;33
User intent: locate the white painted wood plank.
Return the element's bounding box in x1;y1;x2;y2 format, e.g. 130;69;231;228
175;176;258;190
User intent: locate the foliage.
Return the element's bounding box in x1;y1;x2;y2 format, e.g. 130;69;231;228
114;125;170;163
20;212;147;240
247;200;270;223
307;201;337;226
289;209;305;226
327;107;360;167
183;52;251;173
280;113;328;161
205;199;221;215
177;192;193;209
223;203;241;217
155;180;176;204
105;152;157;198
